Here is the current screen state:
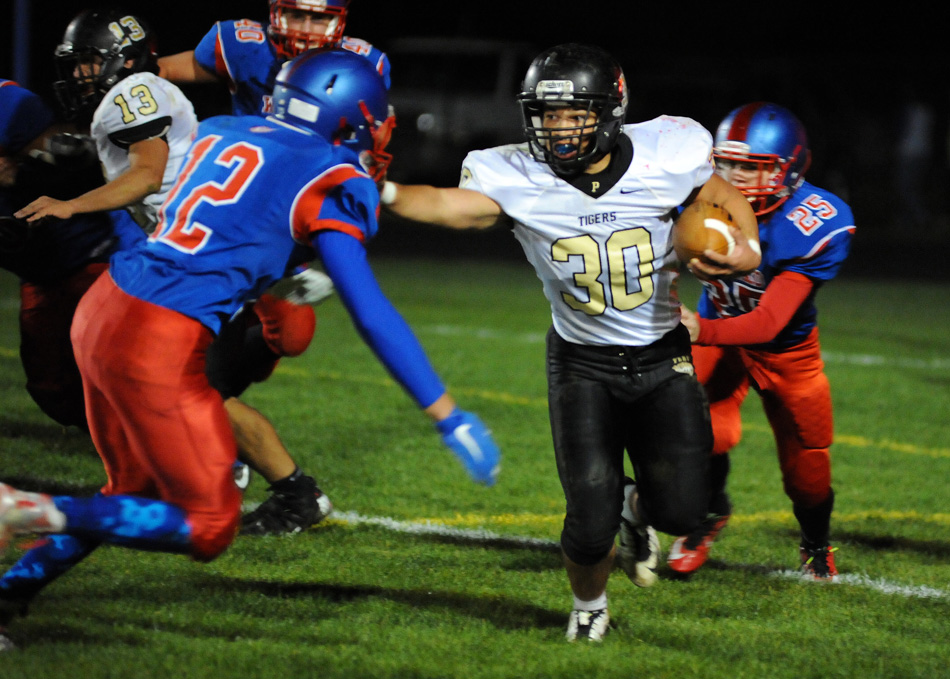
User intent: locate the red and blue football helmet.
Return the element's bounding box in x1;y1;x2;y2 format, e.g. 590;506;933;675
268;0;349;59
713;102;811;216
271;48;394;179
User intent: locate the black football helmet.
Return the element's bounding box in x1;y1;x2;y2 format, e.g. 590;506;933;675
53;9;158;122
517;43;628;175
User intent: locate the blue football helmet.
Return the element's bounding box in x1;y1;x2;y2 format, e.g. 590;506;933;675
271;48;394;180
714;102;811;216
517;43;628;176
268;0;349;59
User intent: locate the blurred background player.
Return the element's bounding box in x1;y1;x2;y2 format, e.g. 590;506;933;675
158;0;392;535
670;102;855;581
0;48;499;652
0;79;117;431
379;43;761;641
6;8;196;432
19;10;195;235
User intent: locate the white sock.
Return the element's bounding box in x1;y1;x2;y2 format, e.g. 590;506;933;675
573;592;608;612
621;483;637;523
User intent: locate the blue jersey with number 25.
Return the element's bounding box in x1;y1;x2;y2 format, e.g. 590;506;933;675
697;180;856;350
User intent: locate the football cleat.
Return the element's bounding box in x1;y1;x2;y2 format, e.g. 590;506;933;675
240;481;332;536
800;544;839;581
0;483;65;536
233;462;252;491
667;514;730;575
616;482;660;587
565;608;610;642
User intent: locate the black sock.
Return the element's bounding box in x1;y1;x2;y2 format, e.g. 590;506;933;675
794;489;835;548
269;468;316;495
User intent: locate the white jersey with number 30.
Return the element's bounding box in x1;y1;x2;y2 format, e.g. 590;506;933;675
461;116;714;347
91;71;198;226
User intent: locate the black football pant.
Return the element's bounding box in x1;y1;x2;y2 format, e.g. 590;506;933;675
547;324;713;567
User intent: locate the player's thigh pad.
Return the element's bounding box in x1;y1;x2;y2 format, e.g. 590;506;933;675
72;274;241;560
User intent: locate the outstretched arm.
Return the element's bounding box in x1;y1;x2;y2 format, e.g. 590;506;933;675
381;181;505;231
315;229;500;485
14;137;168;222
157;51;219;84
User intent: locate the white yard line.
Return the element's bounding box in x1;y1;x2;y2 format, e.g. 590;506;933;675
244;505;949;601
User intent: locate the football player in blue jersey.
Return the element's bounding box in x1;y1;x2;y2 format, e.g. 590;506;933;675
0;49;499;652
157;0;392;535
669;102;855;581
0;79;117;431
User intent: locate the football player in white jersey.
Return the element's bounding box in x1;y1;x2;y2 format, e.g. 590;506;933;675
17;9;195;239
380;43;761;642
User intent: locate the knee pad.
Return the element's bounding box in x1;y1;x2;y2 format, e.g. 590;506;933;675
187;507;241;562
253;294;316;358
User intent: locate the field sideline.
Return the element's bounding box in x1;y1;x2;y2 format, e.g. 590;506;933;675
1;259;948;679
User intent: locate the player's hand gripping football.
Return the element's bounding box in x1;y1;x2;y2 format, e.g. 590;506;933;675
688;225;761;280
436;408;501;486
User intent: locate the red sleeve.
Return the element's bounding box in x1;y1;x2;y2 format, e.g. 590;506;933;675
696;271;814;346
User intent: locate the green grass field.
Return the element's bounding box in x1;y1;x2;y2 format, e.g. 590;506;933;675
1;258;948;679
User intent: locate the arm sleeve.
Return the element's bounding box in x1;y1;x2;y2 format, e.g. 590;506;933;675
696;271;814;346
314;229;446;409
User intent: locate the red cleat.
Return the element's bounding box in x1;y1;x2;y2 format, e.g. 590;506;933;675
667;514;730;574
800;544;839;581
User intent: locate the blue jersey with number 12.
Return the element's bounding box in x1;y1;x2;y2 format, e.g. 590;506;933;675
109;114;379;334
697;180;856;350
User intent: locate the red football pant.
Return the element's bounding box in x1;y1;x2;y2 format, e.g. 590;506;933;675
71;273;241;561
692;327;833;508
18;262;108;429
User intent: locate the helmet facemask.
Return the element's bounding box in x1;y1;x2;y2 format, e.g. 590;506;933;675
517;44;627;176
522;96;616;176
268;0;348;59
714;142;810;216
713;102;811;217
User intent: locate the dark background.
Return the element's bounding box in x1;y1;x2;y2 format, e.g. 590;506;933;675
4;2;949;277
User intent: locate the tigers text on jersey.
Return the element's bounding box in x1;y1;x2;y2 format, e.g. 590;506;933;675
91;72;198;227
109;114;380;335
194;19;391;116
461;116;714;347
697;180;855;350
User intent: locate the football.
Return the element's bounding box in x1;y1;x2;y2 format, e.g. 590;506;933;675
672;200;736;263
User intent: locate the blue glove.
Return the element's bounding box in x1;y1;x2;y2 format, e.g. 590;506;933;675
436;408;500;486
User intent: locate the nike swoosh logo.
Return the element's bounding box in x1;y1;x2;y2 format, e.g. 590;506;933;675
620;188;644;194
455;424;485;462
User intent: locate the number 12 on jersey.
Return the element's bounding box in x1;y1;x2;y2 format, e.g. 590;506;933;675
152;135;264;254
